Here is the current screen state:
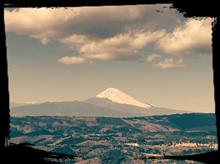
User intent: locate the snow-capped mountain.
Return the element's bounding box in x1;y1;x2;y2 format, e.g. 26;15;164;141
11;87;189;117
86;88;189;116
96;88;151;108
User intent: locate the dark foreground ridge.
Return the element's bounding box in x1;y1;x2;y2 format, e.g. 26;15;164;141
0;143;75;163
1;143;219;163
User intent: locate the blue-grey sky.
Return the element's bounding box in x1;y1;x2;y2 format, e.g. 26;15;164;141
5;5;214;112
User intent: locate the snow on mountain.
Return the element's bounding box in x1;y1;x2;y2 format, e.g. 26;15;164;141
96;88;151;108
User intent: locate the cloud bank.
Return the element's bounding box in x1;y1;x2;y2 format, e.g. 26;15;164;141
5;6;212;69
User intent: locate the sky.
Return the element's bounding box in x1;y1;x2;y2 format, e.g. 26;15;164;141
4;5;215;113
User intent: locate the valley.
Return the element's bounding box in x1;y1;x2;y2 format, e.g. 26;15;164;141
10;113;217;163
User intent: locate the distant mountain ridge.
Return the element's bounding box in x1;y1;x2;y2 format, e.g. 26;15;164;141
11;88;190;117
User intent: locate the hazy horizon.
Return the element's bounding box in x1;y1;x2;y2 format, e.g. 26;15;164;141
5;5;215;113
10;86;214;113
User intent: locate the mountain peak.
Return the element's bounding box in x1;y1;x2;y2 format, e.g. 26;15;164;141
96;88;151;108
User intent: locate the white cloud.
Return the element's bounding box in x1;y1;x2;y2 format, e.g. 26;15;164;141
5;5;177;44
153;58;186;69
145;18;212;70
39;38;51;45
60;30;165;61
60;34;91;46
157;18;212;55
147;54;162;62
5;8;73;42
5;7;211;69
4;7;149;43
147;54;186;70
58;56;92;65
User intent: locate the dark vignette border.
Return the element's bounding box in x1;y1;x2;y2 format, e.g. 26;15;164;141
0;0;220;163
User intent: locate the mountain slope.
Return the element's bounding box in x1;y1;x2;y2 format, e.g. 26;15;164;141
11;101;127;117
86;97;188;116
